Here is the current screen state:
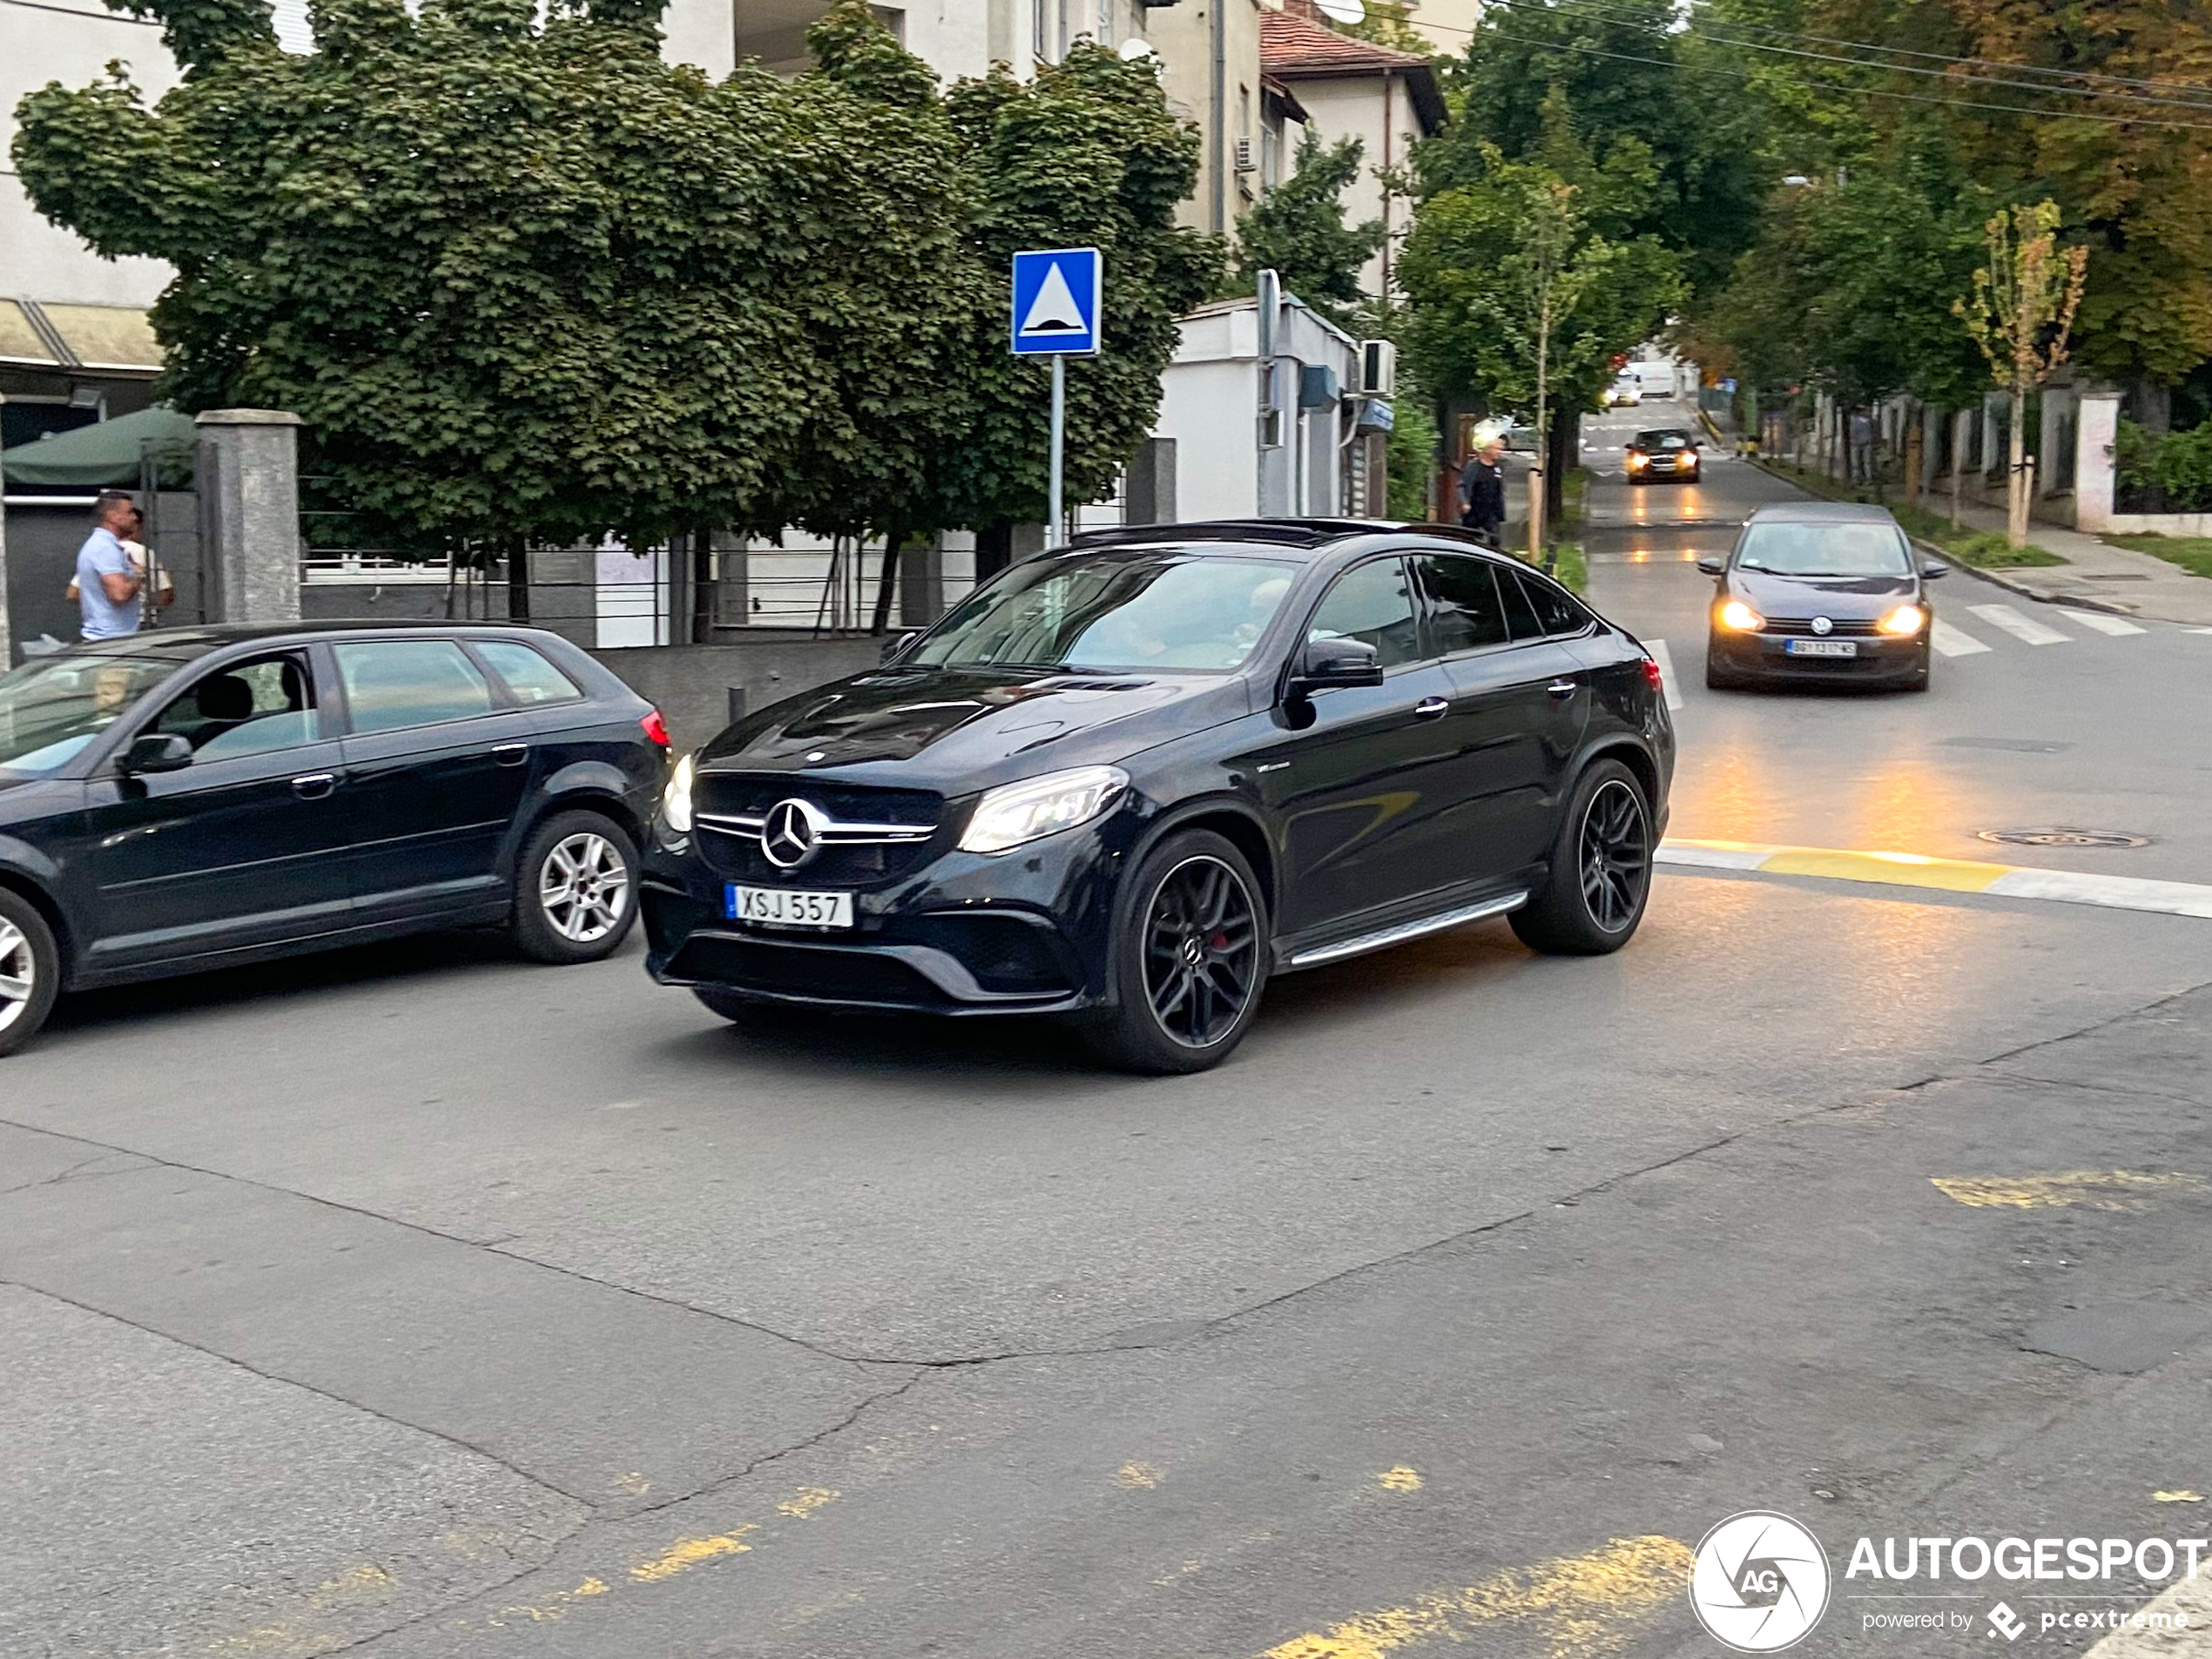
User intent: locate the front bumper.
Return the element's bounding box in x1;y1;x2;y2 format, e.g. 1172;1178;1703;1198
1710;628;1928;681
640;812;1134;1017
1628;460;1698;482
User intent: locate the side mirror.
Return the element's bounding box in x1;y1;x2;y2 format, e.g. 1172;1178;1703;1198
1919;560;1949;579
121;732;192;775
1292;637;1385;694
1696;554;1728;577
880;631;920;664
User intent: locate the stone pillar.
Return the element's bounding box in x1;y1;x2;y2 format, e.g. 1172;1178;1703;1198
2039;388;2071;499
196;409;302;624
0;391;11;666
1126;436;1177;525
2074;389;2123;533
898;538;943;628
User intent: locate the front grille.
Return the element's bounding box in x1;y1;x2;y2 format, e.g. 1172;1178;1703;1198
1763;616;1883;637
693;772;946;886
668;934;950;1008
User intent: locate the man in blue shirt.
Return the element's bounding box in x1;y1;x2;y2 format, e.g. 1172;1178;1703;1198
74;491;145;640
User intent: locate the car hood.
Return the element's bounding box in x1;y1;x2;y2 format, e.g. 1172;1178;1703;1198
697;665;1248;790
1730;567;1917;619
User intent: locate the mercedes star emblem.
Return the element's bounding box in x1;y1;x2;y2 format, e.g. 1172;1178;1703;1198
760;798;827;869
1811;616;1833;636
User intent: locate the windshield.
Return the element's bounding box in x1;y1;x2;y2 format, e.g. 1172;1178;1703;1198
1635;430;1693;451
1736;521;1912;578
0;645;205;776
912;552;1298;672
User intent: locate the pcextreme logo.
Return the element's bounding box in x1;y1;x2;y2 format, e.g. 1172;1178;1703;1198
1689;1512;1833;1652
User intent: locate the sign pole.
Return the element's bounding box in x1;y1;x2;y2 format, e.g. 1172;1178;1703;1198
1049;354;1066;544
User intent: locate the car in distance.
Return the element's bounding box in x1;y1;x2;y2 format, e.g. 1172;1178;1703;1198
1625;428;1700;486
1604;377;1642;408
1699;502;1947;691
0;623;668;1056
642;521;1676;1074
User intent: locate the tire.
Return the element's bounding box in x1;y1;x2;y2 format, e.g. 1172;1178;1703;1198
0;888;62;1059
511;810;639;964
1089;829;1268;1076
1510;759;1656;956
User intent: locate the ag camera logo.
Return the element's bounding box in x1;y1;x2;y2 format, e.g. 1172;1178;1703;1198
1690;1512;1832;1652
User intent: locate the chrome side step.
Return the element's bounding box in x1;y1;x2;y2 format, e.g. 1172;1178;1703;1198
1286;890;1529;969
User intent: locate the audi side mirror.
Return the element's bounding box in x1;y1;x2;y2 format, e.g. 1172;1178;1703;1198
1696;554;1728;577
1293;637;1385;693
880;631;920;664
121;732;192;775
1919;560;1950;579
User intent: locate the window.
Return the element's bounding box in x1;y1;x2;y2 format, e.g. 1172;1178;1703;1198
914;552;1297;672
1735;521;1912;577
475;640;582;705
0;644;210;776
1308;559;1420;670
1414;556;1508;655
152;652;320;759
1516;569;1591;637
334;640;495;734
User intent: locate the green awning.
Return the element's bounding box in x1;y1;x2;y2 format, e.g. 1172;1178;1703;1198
2;407;199;488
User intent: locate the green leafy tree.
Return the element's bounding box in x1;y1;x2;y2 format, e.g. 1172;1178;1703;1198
1225;130;1386;328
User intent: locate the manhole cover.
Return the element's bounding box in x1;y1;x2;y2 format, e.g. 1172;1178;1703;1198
1977;827;2152;848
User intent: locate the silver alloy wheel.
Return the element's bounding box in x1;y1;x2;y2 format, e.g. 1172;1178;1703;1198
539;831;630;943
0;918;34;1035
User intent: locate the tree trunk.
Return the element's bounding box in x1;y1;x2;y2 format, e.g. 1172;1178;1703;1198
1530;309;1549;569
870;524;905;636
2007;376;2030;548
1904;408;1922;507
1949;409;1965;529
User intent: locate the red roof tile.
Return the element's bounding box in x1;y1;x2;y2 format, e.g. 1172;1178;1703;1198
1258;10;1447;131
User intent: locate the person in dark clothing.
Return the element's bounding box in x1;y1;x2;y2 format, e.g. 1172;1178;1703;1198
1458;437;1507;547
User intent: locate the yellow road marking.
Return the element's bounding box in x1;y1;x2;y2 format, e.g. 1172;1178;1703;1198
2154;1491;2203;1503
1262;1534;1694;1659
1932;1171;2209;1211
1115;1461;1165;1488
778;1487;840;1519
1757;848;2010;892
629;1527;757;1583
1376;1466;1423;1492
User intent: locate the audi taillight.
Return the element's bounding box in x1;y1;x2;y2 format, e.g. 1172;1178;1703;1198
1642;656;1664;692
640;709;671;748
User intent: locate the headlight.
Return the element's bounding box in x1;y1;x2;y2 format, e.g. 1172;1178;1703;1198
959;765;1129;854
1717;599;1764;632
1879;604;1927;636
661;752;695;833
1628;452;1648;468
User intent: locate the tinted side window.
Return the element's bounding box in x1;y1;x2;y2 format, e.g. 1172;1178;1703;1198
1514;569;1591;637
152;651;320;759
1414;555;1508;654
335;641;495;735
1307;559;1421;669
1497;565;1544;641
476;641;582;705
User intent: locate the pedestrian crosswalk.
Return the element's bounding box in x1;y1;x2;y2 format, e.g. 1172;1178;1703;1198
1645;597;2175;698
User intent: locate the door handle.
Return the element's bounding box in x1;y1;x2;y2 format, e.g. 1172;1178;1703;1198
1413;696;1450;719
1547;679;1580;699
291;772;337;799
492;743;529;767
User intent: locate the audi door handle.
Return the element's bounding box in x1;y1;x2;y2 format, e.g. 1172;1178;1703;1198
291;772;337;799
1413;697;1451;719
492;743;529;767
1547;679;1580;699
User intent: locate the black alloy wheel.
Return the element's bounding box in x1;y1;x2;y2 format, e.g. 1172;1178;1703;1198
1092;828;1268;1074
1511;759;1655;955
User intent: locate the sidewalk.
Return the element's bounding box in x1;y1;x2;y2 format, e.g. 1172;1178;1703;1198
1943;498;2212;627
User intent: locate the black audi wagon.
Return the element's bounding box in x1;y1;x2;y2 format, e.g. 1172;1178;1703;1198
642;522;1675;1073
0;623;667;1056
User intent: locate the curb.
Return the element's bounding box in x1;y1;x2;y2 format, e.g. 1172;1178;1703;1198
1737;455;2148;617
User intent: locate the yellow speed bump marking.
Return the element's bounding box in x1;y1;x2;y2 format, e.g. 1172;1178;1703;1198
1261;1534;1693;1659
1932;1171;2209;1211
1660;839;2212;920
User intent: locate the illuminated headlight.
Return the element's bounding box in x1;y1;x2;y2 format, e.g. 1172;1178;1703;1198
1717;599;1765;632
959;765;1129;854
1879;604;1928;636
1628;453;1648;469
660;752;695;833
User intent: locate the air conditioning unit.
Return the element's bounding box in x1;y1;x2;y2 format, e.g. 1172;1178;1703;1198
1358;339;1398;397
1234;138;1256;173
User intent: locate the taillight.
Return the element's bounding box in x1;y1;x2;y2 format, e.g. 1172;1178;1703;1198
640;709;670;748
1641;656;1664;692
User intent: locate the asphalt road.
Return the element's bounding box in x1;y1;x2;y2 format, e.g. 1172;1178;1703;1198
7;407;2212;1659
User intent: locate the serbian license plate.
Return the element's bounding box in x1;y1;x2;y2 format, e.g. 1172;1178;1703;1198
1784;638;1858;658
726;885;854;930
